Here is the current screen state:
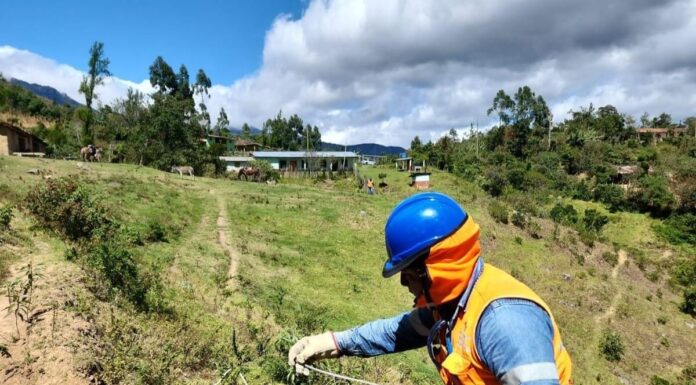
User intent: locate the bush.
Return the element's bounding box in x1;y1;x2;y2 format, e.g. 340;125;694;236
23;178;116;242
248;160;279;182
630;175;676;217
650;376;671;385
488;201;509;224
657;315;668;325
681;285;696;316
599;330;625;362
511;211;527;229
602;251;619;267
593;184;625;212
550;203;578;225
86;241;148;309
655;214;696;246
0;204;13;229
582;209;609;234
145;220;167;243
527;221;542;239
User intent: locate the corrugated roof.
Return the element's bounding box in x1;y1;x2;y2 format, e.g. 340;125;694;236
219;156;253;162
252;151;359;158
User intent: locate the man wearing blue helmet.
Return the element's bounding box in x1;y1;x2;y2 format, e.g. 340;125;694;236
288;192;573;385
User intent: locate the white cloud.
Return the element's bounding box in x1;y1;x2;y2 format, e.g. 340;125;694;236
0;46;153;107
2;0;696;147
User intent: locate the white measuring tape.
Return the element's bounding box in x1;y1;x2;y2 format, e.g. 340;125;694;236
212;364;382;385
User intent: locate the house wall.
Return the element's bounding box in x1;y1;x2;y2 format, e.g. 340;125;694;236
0;134;8;155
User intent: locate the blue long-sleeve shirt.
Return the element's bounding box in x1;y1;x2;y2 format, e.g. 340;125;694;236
335;267;561;385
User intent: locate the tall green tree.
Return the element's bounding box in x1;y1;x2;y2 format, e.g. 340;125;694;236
149;56;177;95
214;107;229;136
78;41;111;144
194;69;212;134
241;123;252;139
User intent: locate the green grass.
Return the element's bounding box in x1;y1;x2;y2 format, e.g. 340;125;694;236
1;156;694;385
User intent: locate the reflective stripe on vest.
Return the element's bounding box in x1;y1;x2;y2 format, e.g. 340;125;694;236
434;264;573;385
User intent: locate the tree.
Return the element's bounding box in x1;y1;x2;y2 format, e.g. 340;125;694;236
78;41;111;144
652;112;672;128
194;69;212;134
149;56;177;95
214;108;229;136
410;136;423;153
241;123;252;139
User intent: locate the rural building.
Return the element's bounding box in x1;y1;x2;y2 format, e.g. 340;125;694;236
360;154;385;165
205;134;236;153
638;127;687;145
396;156;427;172
235;139;263;153
0;122;47;156
409;172;431;189
219;156;254;172
251;151;359;172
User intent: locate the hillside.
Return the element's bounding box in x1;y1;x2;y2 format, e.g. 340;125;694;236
9;78;82;107
321;141;406;155
0;156;694;385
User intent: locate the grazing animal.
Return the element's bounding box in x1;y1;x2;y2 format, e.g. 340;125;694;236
171;166;195;179
80;146;95;162
237;166;260;182
94;148;103;162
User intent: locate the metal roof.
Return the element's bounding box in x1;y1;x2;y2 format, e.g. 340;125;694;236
219;156;253;162
252;151;359;158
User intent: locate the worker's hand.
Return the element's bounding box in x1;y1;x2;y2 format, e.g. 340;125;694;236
288;332;340;375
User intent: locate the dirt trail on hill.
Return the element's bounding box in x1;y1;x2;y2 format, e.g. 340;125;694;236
215;195;240;283
0;239;90;385
595;250;628;324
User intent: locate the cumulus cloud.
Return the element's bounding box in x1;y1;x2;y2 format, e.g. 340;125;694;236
0;46;153;107
2;0;696;147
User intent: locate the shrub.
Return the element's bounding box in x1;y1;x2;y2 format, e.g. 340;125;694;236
602;251;619;267
657;315;668;325
23;178;116;242
630;175;676;217
582;209;609;234
86;241;148;309
527;221;542;239
655;214;696;246
248;160;279;182
488;201;509;224
681;285;696;316
593;184;625;212
650;376;671;385
599;330;625;362
0;204;13;229
550;203;578;225
511;211;527;229
145;220;167;243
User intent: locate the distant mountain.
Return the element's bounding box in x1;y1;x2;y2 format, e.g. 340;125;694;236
321;142;406;155
226;126;262;135
10;78;82;107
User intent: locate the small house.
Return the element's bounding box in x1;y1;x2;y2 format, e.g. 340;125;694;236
0;122;47;156
220;156;254;172
409;172;431;189
251;151;359;172
235;139;263;153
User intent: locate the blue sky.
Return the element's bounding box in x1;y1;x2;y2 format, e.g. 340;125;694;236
0;0;305;84
1;0;695;147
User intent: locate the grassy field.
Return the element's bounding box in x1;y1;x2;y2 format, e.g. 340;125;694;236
0;156;694;385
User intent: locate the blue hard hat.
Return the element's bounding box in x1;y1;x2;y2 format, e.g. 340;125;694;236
382;192;468;277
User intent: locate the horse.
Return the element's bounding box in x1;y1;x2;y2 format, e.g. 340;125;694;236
237;166;260;182
171;166;195;179
80;146;95;162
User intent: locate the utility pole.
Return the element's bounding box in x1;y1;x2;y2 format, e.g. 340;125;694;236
476;119;480;159
548;112;553;151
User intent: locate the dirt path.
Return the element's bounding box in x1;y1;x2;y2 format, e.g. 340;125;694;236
0;238;90;385
595;250;628;324
216;195;240;283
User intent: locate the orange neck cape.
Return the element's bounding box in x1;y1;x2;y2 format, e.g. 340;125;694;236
416;217;481;308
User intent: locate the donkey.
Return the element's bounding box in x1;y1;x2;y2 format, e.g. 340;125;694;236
171;166;195;179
